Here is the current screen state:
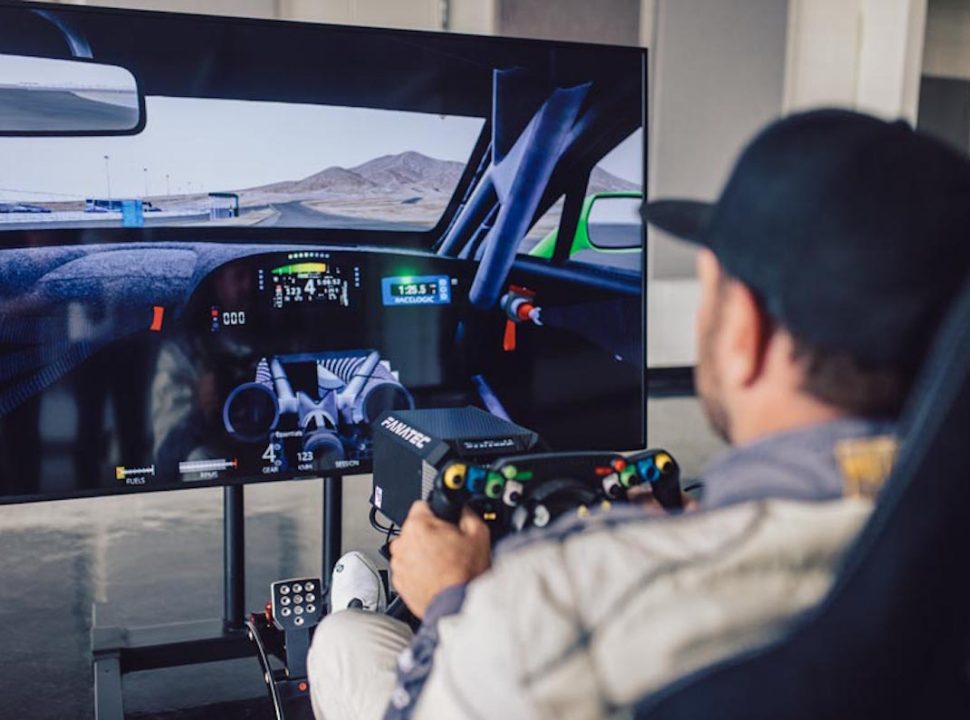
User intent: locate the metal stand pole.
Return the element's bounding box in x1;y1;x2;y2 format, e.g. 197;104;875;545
322;476;343;594
223;485;246;631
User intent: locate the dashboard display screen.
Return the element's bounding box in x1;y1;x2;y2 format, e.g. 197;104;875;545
381;275;452;306
268;259;354;309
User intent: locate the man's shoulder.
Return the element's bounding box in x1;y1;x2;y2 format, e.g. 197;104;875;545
498;496;872;572
483;497;874;634
701;418;896;509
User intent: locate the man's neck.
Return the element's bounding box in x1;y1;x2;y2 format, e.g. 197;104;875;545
729;393;847;446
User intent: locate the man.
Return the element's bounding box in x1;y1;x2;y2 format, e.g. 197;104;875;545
307;109;970;719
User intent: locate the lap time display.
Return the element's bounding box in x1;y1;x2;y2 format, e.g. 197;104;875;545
381;275;452;306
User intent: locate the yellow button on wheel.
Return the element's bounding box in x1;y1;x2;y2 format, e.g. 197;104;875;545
443;463;466;490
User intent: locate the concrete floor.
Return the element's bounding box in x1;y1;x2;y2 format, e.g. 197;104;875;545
0;396;723;719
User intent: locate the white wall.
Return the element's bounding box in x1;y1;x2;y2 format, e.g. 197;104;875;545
784;0;927;123
450;0;496;34
494;0;640;44
280;0;444;29
648;0;789;277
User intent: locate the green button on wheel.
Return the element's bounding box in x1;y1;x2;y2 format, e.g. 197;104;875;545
485;472;505;499
620;466;639;487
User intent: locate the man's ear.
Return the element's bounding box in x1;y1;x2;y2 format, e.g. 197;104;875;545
721;280;772;389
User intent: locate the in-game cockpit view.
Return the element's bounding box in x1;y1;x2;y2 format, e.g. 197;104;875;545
0;2;646;503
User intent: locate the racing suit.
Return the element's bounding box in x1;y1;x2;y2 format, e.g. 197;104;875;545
308;418;895;720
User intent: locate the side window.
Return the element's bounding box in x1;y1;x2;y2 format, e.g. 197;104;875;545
517;196;564;258
516;128;643;274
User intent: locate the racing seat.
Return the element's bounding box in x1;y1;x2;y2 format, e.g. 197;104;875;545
633;275;970;720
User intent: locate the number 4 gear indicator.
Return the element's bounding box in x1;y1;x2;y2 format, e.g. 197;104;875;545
262;441;284;475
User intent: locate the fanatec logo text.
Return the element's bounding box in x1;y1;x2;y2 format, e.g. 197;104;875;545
380;416;432;449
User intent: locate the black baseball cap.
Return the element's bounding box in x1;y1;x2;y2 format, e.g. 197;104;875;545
646;109;970;369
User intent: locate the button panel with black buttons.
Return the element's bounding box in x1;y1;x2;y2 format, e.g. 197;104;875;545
271;577;323;632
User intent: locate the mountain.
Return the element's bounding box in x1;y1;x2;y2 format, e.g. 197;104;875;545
239;151;639;202
242;151;464;200
352;151;465;193
589;166;640;193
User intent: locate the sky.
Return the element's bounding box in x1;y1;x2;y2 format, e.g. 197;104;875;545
0;96;486;201
599;128;643;187
0;95;643;203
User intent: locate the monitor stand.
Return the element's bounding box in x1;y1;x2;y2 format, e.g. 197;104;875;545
91;477;343;720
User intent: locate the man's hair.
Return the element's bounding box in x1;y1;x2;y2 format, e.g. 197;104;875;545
718;272;911;418
788;336;911;418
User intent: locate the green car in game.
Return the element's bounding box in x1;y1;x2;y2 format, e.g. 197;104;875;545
529;191;643;272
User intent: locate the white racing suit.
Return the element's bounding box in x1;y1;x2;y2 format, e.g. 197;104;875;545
309;418;895;720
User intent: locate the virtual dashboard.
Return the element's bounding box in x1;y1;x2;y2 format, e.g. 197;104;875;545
140;249;473;488
0;241;644;503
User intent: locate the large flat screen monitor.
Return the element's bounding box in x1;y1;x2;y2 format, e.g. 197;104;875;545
0;1;647;503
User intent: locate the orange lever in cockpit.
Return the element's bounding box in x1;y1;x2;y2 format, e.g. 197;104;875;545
503;318;517;352
501;286;540;352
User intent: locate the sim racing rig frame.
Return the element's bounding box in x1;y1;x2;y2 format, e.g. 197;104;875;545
90;478;344;720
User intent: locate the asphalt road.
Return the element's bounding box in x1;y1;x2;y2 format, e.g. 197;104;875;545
0;88;138;133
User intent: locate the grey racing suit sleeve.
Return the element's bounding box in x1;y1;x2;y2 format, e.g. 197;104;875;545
382;584;467;720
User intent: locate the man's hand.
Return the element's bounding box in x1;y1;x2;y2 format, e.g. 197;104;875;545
627;485;698;513
389;501;491;619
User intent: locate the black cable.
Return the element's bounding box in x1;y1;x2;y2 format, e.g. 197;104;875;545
369;506;400;536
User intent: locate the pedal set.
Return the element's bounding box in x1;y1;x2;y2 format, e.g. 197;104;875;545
247;576;323;720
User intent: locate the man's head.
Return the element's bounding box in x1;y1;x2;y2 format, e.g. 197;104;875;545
650;109;970;444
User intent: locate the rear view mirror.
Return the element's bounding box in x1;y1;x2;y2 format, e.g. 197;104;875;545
0;53;144;136
586;193;643;250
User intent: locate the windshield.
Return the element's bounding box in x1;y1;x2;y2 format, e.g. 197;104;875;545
0;95;485;232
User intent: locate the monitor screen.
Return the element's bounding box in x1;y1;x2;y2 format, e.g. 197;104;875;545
0;2;646;503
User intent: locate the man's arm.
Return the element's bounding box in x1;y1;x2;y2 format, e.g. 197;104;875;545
382;583;467;720
389;502;491;619
402;498;874;720
382;498;682;719
382;502;491;719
